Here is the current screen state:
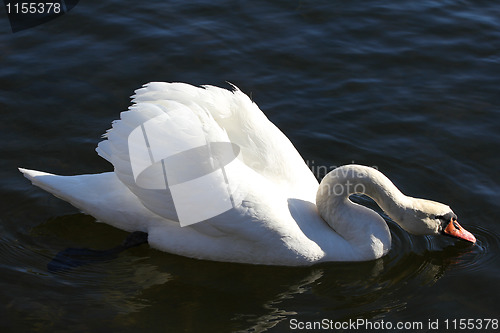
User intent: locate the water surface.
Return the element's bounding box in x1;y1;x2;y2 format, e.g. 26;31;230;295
1;1;499;332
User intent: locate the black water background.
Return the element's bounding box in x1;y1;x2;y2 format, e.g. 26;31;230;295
1;1;499;332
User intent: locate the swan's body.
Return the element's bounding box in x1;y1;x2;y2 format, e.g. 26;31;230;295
20;82;475;266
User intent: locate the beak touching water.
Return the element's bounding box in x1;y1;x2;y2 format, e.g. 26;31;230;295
444;219;476;243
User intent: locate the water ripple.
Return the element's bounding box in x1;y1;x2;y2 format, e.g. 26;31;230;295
441;225;500;275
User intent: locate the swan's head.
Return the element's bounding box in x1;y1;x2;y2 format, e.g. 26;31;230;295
399;198;476;243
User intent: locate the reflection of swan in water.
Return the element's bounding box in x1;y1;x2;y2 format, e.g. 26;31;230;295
239;239;482;332
20;82;475;265
29;212;487;331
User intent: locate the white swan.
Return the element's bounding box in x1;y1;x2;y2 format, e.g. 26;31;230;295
19;82;475;265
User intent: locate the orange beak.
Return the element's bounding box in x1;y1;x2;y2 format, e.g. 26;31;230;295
444;219;476;243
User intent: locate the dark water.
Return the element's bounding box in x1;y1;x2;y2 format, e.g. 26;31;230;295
1;1;500;332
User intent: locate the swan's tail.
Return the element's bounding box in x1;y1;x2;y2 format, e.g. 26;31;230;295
19;168;107;207
19;168;76;202
21;168;64;194
18;168;148;232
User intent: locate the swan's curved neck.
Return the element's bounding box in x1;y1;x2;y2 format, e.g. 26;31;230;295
316;165;411;259
317;165;410;218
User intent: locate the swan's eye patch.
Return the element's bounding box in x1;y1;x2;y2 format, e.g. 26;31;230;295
434;212;457;221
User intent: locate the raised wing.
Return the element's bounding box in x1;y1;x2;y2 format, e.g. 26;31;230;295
96;82;317;225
